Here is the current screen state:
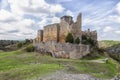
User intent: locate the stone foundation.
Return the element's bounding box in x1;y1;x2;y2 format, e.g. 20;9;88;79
34;41;90;59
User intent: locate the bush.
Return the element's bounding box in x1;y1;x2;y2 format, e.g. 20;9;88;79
81;35;87;44
17;42;23;48
75;37;80;44
25;44;34;52
23;39;32;45
87;38;95;46
65;33;74;43
82;35;95;47
109;53;120;62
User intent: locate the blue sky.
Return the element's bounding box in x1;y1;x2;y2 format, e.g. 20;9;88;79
0;0;120;40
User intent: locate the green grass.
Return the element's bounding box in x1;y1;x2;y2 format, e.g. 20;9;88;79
99;40;120;48
0;50;118;80
0;50;62;80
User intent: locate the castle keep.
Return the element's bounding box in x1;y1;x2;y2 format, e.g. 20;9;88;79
34;13;97;59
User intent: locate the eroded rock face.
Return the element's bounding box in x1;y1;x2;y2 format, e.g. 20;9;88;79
34;41;90;59
107;44;120;54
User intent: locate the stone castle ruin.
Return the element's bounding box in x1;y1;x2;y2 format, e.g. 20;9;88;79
34;13;97;59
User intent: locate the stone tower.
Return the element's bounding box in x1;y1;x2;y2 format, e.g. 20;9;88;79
77;13;82;31
36;30;43;43
59;16;74;43
70;13;82;41
60;16;73;25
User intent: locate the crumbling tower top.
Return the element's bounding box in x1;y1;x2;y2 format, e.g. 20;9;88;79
60;15;73;25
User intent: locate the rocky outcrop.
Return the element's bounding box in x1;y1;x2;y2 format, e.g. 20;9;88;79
107;43;120;54
34;41;90;59
105;43;120;62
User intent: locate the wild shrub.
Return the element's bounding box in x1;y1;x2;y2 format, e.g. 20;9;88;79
65;33;74;43
17;42;23;48
25;44;34;52
75;37;80;44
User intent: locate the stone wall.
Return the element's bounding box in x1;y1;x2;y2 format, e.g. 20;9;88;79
37;30;43;43
43;23;60;42
82;29;97;41
34;41;90;59
59;21;70;43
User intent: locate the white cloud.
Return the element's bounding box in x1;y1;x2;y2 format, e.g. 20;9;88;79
103;26;113;32
57;0;72;3
37;16;60;29
108;15;120;23
51;17;60;24
50;4;64;13
116;2;120;14
115;30;120;34
8;0;65;17
0;9;21;22
0;0;65;40
0;13;36;40
66;10;74;17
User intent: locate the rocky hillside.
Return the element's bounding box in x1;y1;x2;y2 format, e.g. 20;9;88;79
99;40;120;54
0;40;19;51
107;43;120;54
99;40;120;62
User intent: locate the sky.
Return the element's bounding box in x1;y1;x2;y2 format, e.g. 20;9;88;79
0;0;120;40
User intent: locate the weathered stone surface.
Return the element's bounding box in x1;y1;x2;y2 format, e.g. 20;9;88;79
43;23;59;42
82;29;97;41
37;30;43;43
34;41;90;59
59;21;70;43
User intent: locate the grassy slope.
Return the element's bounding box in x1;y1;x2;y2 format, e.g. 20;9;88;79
99;40;120;48
0;50;62;80
0;50;118;80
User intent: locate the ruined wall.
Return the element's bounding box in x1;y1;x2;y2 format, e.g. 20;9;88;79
59;16;74;43
43;23;60;42
59;21;70;43
71;13;82;40
61;16;73;25
34;41;90;59
36;30;43;43
82;30;97;41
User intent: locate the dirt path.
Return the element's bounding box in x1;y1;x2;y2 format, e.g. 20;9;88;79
39;71;113;80
37;59;114;80
88;59;105;63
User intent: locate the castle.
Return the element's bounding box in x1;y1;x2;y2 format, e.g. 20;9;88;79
34;13;97;59
35;13;97;43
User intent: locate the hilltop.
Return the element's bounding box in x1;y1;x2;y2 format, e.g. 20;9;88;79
0;50;118;80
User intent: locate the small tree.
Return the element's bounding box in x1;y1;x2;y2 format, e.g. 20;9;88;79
24;39;31;45
87;38;95;46
65;33;74;43
75;37;80;44
81;35;87;44
17;42;23;48
25;44;34;52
